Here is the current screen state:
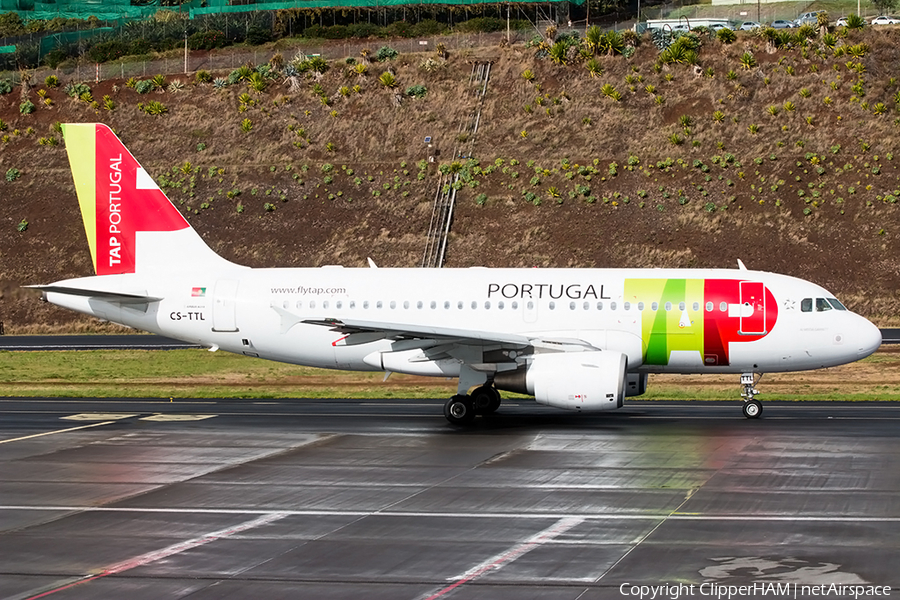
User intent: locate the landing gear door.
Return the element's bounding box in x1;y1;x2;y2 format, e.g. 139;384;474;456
212;279;240;332
739;281;766;335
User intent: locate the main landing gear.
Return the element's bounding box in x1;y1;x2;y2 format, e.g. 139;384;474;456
444;385;501;425
740;372;763;419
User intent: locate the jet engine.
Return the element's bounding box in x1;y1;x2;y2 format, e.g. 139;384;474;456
494;351;626;411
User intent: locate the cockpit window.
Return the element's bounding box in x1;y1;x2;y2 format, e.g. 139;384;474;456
800;298;812;312
816;298;832;312
827;298;847;311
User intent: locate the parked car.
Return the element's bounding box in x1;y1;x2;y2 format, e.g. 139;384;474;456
709;23;732;31
795;11;824;25
739;21;761;30
870;15;900;24
770;19;796;28
835;16;849;26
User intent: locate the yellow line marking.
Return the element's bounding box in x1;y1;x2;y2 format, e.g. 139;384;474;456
61;413;138;421
139;414;218;422
0;421;115;445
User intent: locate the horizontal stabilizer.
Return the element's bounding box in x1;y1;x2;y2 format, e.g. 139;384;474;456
24;285;162;304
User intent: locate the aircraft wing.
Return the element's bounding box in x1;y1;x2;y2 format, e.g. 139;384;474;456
24;285;162;304
302;317;596;350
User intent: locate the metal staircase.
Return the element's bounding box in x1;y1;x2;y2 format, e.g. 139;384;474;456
420;61;492;269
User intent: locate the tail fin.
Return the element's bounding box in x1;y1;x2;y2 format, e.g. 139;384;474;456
63;123;234;276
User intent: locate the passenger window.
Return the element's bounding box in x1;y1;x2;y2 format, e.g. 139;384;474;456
498;301;505;310
296;301;303;309
458;301;463;309
827;298;847;311
597;302;603;310
624;302;631;311
444;301;450;309
549;301;556;310
679;302;685;311
610;301;617;310
485;301;491;309
527;301;534;310
431;301;437;309
652;302;659;311
283;300;289;309
376;301;382;309
349;301;355;309
816;298;832;312
665;302;672;311
310;300;316;309
583;301;589;310
512;301;519;309
801;298;812;312
417;301;423;309
638;302;645;310
323;301;329;310
719;302;727;312
471;301;477;310
363;300;368;309
570;301;576;310
336;301;342;309
706;302;713;312
693;302;699;311
403;301;409;309
390;301;396;309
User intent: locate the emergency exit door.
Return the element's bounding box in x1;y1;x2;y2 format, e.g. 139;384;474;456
739;281;767;335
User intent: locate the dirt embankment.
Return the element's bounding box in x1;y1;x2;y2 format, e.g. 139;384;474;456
3;28;900;332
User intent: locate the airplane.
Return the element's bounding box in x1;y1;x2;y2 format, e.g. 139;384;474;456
29;123;883;424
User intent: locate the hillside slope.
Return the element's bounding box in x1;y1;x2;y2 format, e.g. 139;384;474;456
2;27;900;331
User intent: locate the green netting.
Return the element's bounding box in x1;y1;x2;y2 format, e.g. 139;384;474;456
191;0;580;11
38;26;112;56
7;0;580;21
0;44;14;52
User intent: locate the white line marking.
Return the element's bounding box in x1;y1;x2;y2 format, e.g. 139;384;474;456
2;506;900;522
422;516;584;599
0;421;115;445
21;511;290;599
60;413;137;421
139;414;217;421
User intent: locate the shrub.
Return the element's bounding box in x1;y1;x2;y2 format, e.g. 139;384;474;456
44;75;59;88
241;118;252;132
87;40;129;63
16;218;28;232
375;46;399;62
195;70;212;84
7;167;21;181
405;84;427;99
188;30;226;50
0;79;12;94
134;79;154;94
19;100;35;114
140;100;168;116
379;71;397;88
716;28;736;44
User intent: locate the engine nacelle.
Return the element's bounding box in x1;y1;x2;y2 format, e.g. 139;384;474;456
497;351;626;411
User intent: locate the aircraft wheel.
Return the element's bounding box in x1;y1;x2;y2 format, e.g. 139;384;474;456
472;385;501;415
742;399;763;419
444;395;476;425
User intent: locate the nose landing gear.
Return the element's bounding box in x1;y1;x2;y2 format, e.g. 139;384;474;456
741;372;763;419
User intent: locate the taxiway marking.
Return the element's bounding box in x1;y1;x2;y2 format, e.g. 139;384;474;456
23;511;290;599
0;421;115;445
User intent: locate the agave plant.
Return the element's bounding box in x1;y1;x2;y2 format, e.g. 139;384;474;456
212;77;227;89
584;25;603;53
585;58;602;78
548;41;568;65
378;71;397;88
739;52;757;70
150;74;166;90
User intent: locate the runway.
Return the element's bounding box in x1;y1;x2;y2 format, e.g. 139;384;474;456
1;397;898;599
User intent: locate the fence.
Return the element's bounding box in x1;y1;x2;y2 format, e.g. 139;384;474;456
1;30;518;83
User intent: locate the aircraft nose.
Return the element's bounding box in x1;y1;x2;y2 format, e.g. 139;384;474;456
854;316;882;359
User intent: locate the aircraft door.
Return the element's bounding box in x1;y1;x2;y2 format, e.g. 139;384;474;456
212;279;240;332
739;281;766;335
